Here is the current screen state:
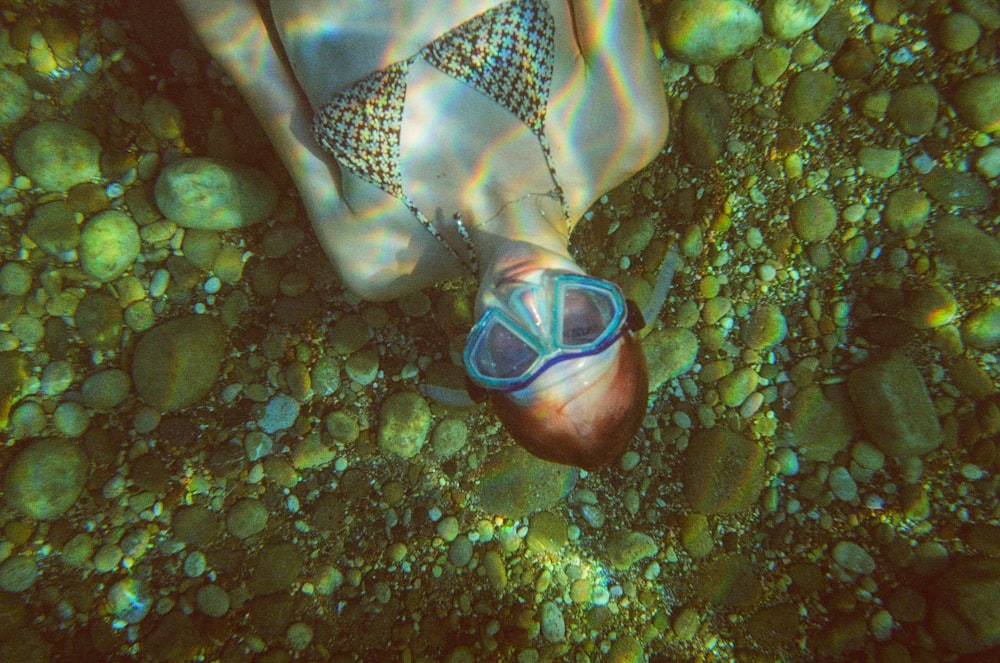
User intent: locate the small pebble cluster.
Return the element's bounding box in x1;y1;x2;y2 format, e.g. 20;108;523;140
0;1;999;661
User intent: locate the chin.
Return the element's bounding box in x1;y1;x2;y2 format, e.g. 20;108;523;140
489;333;649;470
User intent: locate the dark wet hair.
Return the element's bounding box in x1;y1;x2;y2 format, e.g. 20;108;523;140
489;332;648;470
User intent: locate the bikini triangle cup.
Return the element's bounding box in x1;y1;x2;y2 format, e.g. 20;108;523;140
312;0;570;274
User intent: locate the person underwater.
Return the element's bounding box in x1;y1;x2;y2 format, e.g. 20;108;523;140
178;0;671;469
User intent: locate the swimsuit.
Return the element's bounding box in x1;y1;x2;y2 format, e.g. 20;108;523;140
312;0;569;273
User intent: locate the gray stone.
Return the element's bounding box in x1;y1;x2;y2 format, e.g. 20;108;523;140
476;446;577;518
13;121;101;192
787;384;854;462
832;541;875;575
259;393;300;433
658;0;762;65
887;84;939;136
920;167;992;209
4;438;88;520
932;215;1000;277
764;0;833;40
154;157;277;230
26;201;79;255
847;352;943;458
79;210;140;282
791;194;837;242
932;557;1000;653
0;69;30;126
131;315;227;412
643;327;698;392
680;86;732;168
952;74;1000;133
377;391;431;459
540;601;565;643
683;427;766;514
783;71;837;124
80;369;131;411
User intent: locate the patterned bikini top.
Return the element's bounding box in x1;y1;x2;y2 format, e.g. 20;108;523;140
313;0;569;274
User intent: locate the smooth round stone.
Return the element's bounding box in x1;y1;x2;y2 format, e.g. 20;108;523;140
790;194;837;241
940;12;981;51
40;360;74;395
53;401;89;437
286;622;314;652
932;215;1000;277
903;284;957;329
962;300;1000;350
858;147;900;179
251;542;303;595
0;153;10;189
13;121;102;192
683;428;766;514
4;438;88;520
976;146;1000;179
832;38;876;80
658;0;763;65
78;210;140;282
181;228;222;269
80;368;130;410
931;558;1000;654
226;498;268;539
258;393;300;434
154;157;277;230
0;69;31;126
614;214;656;256
447;536;473;567
884;188;930;237
952;74;1000;133
141;95;185;141
377;391;431;459
753;45;791;87
324;410;359;444
25;201;80;255
783;71;837;124
764;0;832;40
741;304;788;349
476;445;577;518
106;578;152;624
539;601;566;643
828;466;858;501
887;84;939;136
832;540;875;574
0;262;32;296
431;417;469;457
919;167;992;209
8;401;46;439
329;314;372;355
643;327;699;392
131;315;226;412
0;556;39;593
196;584;229;617
680;85;732;168
345;348;379;386
606;531;659;570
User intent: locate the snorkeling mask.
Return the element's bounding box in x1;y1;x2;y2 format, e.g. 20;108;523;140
463;271;635;393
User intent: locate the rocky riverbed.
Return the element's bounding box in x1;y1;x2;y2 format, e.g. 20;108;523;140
1;0;999;661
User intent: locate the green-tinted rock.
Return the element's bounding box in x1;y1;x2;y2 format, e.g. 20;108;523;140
131;315;226;411
0;69;30;127
79;210;140;282
683;428;766;514
75;292;123;351
952;74;1000;132
920;167;992;209
25;201;79;255
526;511;568;554
80;369;130;411
847;352;943;458
680;85;732;168
963;300;1000;350
13;121;101;192
658;0;763;65
4;438;88;520
932;557;1000;653
377;391;431;459
476;446;577;518
887;84;939;136
932;216;1000;278
252;541;303;595
154;157;277;230
741;304;788;349
606;531;658;570
643;327;699;392
884;188;930;237
791;194;837;241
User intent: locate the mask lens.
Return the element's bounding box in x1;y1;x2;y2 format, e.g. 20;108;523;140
560;286;618;346
473;319;539;379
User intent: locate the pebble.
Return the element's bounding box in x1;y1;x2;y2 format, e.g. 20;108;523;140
258;393;300;433
0;556;38;593
919;167;992;209
613;214;655;256
448;536;473;568
40;360;75;395
763;0;832;40
642;327;699;392
832;541;876;575
790;193;837;242
657;0;762;65
539;601;565;643
431;417;469;457
78;210;140;282
832;38;876;80
106;578;152;624
80;368;130;410
311;356;341;397
680;85;732;168
251;542;302;594
0;262;32;296
673;606;702;641
141;94;185;141
977;146;1000;179
787;384;853;461
783;71;837;124
286;622;314;652
329;314;373;355
952;74;1000;133
962;300;1000;350
154;157;277;230
196;584;229;617
717;367;758;407
887;84;939;136
828;466;858;501
884;188;930;237
684;427;766;514
606;531;659;570
931;215;1000;277
324;410;359;445
26;201;79;255
0;69;31;126
345;348;379;385
931;558;1000;653
902;283;957;329
741;304;787;349
53;401;89;437
526;511;568;554
476;446;577;518
753;45;791;87
847;352;943;458
377;391;431;459
939;12;981;51
226;498;268;539
4;438;89;520
131;315;226;412
13;121;102;192
857;147;900;179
